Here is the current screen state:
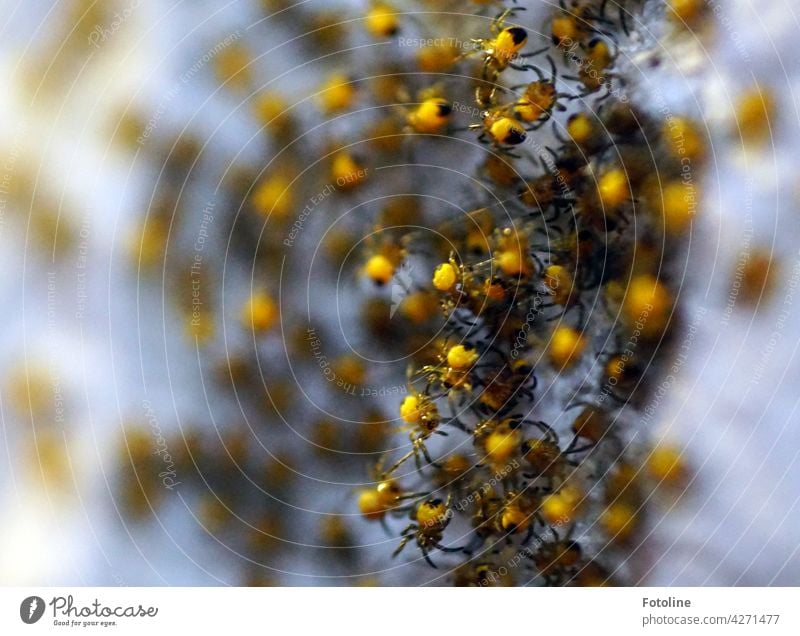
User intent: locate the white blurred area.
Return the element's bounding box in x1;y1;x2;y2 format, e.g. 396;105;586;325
0;0;210;584
629;0;800;584
0;0;799;585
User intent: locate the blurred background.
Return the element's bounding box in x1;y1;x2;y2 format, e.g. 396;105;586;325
1;0;799;586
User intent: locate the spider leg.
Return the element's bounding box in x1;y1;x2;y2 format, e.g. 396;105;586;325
421;545;439;568
392;534;412;558
437;544;465;553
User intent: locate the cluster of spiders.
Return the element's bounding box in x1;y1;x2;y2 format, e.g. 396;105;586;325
112;0;713;585
353;0;704;585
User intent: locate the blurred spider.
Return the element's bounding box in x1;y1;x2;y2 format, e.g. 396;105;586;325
394;494;462;567
475;357;537;417
510;57;570;129
469;8;530;76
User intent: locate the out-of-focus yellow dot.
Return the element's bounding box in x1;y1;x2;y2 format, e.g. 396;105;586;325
365;3;399;38
540;485;583;525
186;311;215;343
623;274;672;337
252;174;294;220
213;44;252;90
668;0;706;26
129;216;168;268
647;444;687;484
408;98;452;134
242;292;278;333
331;153;367;190
598;168;629;208
548;325;586;368
318;73;357;114
664;117;705;161
333;355;366;386
364;254;395;286
484;425;521;466
567;113;594;146
658;181;697;234
358;488;387;520
417;43;459;72
601;501;637;540
7;363;52;419
401;291;439;323
252;91;292;131
735;86;776;145
28;427;72;493
496;248;532;277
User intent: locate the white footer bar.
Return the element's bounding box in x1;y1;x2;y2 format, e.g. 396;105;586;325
2;587;798;634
